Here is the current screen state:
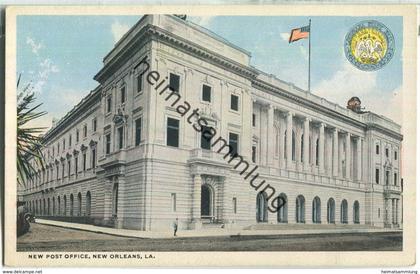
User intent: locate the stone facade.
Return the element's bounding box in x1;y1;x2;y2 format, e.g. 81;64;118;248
22;15;403;231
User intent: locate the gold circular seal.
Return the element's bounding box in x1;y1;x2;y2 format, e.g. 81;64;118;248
350;27;387;65
344;20;395;71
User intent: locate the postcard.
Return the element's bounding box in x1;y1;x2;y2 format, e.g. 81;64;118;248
4;4;417;267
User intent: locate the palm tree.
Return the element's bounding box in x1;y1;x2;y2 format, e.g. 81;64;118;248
17;74;47;188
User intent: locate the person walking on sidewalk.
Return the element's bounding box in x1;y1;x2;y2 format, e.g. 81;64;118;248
173;218;178;236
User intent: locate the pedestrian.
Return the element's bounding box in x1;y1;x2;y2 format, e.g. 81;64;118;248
173;218;178;236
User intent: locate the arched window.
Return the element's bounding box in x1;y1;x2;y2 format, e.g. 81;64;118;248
86;191;91;216
63;195;67;216
112;184;119;217
57;196;61;216
296;195;305;223
292;131;296;161
256;192;268;223
277;193;288;223
315;138;319;165
341;199;348;224
70;194;74;216
52;197;55;215
300;134;304;162
312;196;321;223
327;198;335;224
353;201;360;224
77;192;82;216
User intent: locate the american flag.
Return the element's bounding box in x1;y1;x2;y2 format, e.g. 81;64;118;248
289;25;310;43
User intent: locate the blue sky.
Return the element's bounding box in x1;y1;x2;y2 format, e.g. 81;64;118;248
17;15;403;130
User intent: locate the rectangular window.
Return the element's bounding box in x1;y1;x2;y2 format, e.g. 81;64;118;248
252;146;256;163
83;153;87;171
167;118;180;147
202;84;211;102
75;157;78;177
93;118;97;132
169;73;180;93
107;96;112;113
201;126;212;150
385;171;389;185
394;173;397;185
63;139;66;150
135;118;142;146
69;135;72;147
229;133;239;155
67;160;71;177
76;130;79;143
62;163;65;179
171;193;176;212
233;197;237;214
118;127;124;149
376;144;379;154
394;151;398;160
83;125;87;138
375;168;380;184
92;148;96;169
230;94;239;111
137;73;143;93
105;134;111;154
56;165;59;180
385;148;389;157
252;113;256;127
120;86;126;103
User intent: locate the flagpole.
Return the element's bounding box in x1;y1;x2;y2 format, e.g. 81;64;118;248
308;19;311;93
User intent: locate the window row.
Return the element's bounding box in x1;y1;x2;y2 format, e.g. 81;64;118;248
375;143;398;160
28;148;97;189
47;119;97;159
257;193;360;225
26;191;92;217
103;117;142;155
375;168;399;185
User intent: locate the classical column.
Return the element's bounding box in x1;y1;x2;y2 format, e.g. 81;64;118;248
192;174;202;229
396;199;399;226
303;117;310;171
345;133;351;180
332;128;339;177
286;112;293;169
356;137;362;181
319;123;325;173
267;105;274;166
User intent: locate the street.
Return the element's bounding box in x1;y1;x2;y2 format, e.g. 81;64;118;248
17;223;402;252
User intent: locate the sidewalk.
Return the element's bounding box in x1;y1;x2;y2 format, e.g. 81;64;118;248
35;218;402;239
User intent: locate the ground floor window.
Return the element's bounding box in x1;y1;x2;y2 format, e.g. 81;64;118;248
312;196;321;223
296;195;305;223
327;198;335;224
256;192;268;223
353;201;360;224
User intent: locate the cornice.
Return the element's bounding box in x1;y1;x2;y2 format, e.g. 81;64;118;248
252;79;367;130
367;123;404;141
148;25;259;80
42;88;101;144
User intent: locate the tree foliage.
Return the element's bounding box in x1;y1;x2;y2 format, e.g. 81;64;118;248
17;74;47;187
